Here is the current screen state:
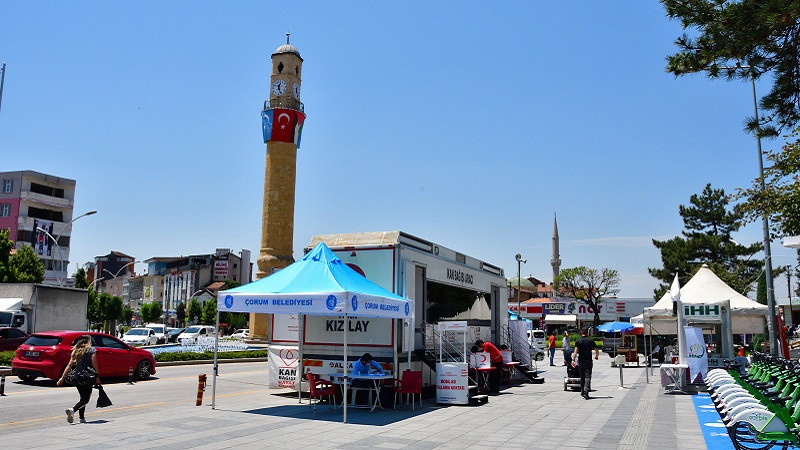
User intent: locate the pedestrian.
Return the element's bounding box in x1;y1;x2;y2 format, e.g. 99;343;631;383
475;339;504;393
57;335;100;423
572;327;599;399
548;332;557;366
561;330;571;366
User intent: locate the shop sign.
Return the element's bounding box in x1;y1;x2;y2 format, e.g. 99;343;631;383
542;302;575;315
684;304;721;320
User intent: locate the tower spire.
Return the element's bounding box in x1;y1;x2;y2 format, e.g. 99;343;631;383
551;213;561;282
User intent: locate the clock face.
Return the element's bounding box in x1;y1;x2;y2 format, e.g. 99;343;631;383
271;79;287;96
292;82;301;100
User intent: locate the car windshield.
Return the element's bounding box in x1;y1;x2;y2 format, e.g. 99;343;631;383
0;311;12;326
185;327;202;333
148;326;165;333
126;329;150;335
168;328;184;335
25;335;62;346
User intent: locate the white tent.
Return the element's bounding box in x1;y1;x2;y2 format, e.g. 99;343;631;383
640;264;767;335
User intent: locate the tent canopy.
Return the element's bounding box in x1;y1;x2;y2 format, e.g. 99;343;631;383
641;264;767;334
216;242;411;320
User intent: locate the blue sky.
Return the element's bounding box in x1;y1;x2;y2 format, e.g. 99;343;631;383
2;2;796;299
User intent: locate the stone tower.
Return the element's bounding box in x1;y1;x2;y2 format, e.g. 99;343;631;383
251;35;306;339
551;214;561;282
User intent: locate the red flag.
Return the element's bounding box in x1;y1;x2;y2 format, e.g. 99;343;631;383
270;109;298;143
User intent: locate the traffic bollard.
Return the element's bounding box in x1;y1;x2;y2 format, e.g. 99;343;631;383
196;374;207;406
128;367;134;385
0;375;5;396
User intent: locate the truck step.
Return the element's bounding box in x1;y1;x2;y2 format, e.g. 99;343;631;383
469;394;489;405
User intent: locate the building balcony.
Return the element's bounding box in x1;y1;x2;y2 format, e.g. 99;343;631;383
18;216;74;239
20;191;73;209
264;98;304;112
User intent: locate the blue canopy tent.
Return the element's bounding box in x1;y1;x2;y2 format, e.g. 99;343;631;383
214;242;413;422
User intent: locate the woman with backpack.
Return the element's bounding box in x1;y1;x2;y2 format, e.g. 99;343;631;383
57;335;100;423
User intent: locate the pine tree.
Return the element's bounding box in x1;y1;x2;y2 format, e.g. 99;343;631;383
649;184;762;298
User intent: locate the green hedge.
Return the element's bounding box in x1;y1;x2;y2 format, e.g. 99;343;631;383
154;349;267;363
0;350;13;366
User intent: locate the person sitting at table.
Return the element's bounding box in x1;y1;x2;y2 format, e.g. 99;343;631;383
349;353;384;405
475;339;504;394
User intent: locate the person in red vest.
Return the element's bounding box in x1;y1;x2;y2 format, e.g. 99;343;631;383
475;339;503;393
548;333;557;366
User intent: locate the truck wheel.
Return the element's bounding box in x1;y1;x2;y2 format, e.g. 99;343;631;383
135;360;153;380
17;374;37;383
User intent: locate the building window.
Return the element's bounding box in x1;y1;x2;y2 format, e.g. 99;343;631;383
2;179;12;193
0;203;9;217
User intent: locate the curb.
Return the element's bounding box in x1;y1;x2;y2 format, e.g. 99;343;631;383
0;357;267;375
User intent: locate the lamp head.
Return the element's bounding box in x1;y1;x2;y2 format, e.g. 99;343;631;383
85;210;98;216
515;253;522;262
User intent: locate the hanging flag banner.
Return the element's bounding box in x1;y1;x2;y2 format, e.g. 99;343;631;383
684;326;707;381
262;108;306;147
32;219;53;256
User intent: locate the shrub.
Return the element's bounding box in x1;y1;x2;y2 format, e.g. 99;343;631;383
0;350;13;366
154;349;267;363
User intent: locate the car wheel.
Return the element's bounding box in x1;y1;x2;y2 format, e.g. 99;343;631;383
535;354;544;361
17;374;37;383
135;360;153;380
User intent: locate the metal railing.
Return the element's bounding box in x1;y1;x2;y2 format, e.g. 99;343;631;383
420;321;479;386
499;325;538;371
263;98;304;112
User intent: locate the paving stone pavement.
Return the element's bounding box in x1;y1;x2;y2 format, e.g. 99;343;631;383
0;353;709;449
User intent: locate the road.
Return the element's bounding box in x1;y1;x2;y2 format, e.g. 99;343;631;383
0;361;269;432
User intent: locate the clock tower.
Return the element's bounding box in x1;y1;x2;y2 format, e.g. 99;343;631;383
251;35;306;339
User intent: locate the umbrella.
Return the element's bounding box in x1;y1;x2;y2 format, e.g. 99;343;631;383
597;321;635;333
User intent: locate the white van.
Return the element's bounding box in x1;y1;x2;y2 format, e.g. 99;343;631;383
528;329;546;349
177;325;216;344
144;323;167;344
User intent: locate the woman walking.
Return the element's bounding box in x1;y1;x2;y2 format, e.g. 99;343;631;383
57;335;100;423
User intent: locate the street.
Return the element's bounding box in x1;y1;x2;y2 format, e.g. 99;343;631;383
0;362;268;433
0;356;708;448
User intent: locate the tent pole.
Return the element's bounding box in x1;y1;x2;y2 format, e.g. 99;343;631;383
343;311;348;424
298;313;304;403
212;309;220;410
393;318;399;377
645;318;650;384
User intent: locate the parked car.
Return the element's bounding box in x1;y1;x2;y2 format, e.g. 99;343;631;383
531;345;545;361
528;329;546;349
230;328;249;339
144;323;167;344
11;331;156;382
122;327;158;346
177;325;215;344
166;327;186;343
0;327;29;351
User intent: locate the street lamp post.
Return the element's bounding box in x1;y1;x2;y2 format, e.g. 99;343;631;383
713;65;778;354
515;254;527;319
34;210;97;287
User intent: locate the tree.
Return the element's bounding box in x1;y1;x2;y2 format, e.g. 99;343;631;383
176;302;186;327
74;267;88;289
87;288;101;326
649;184;763;298
757;271;768;305
188;298;203;325
201;299;217;325
737;129;800;240
139;302;162;324
121;306;133;325
554;266;621;329
103;294;123;333
9;245;45;283
662;0;800;137
0;229;45;283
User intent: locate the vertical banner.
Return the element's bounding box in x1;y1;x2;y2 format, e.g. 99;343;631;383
267;345;299;389
684;326;707;381
32;219;53;256
508;319;531;366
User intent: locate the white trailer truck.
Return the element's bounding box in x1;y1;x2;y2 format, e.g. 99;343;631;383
0;284;88;334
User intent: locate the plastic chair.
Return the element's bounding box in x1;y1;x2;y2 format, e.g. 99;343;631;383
393;370;423;410
307;373;336;412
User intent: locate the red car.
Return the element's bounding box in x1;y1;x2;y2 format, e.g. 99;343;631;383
0;327;29;351
11;331;156;383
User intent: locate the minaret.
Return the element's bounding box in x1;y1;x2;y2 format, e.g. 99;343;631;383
251;35;306;339
551;214;561;282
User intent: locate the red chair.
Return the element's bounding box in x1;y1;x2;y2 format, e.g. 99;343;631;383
393;370;423;410
307;373;337;412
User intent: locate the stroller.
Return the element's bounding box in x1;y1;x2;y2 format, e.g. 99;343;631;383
563;353;581;391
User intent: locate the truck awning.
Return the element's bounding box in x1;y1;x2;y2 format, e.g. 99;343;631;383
544;314;577;325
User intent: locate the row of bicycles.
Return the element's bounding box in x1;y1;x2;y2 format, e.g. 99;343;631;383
708;352;800;449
